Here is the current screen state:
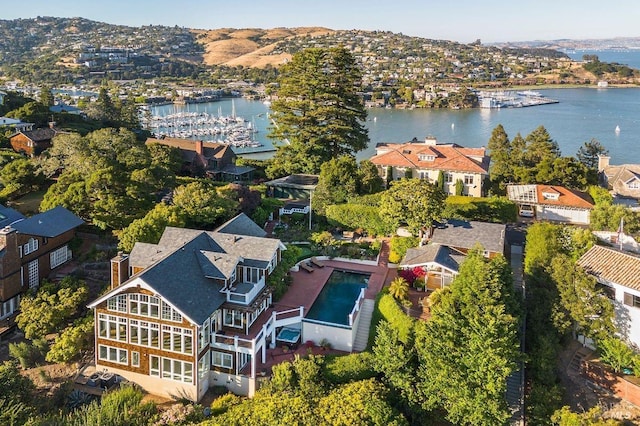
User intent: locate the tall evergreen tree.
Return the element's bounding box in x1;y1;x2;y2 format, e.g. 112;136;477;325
487;124;512;194
267;47;368;176
415;249;521;425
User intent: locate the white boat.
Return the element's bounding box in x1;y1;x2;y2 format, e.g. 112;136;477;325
615;125;621;133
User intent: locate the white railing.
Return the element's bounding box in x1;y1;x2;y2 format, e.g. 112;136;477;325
226;278;265;305
279;206;309;215
348;288;366;327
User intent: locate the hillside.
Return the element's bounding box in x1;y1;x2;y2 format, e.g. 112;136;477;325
193;27;334;67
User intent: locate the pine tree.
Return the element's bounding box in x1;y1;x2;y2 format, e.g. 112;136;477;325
267;47;368;176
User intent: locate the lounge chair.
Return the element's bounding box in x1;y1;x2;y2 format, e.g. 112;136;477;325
310;257;325;268
300;262;314;273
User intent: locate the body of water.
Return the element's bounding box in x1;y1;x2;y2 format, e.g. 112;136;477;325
152;88;640;165
564;49;640;70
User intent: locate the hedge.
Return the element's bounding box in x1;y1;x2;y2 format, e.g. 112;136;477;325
322;352;377;385
444;195;517;223
325;203;393;237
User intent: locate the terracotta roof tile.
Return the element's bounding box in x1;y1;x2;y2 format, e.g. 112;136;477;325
536;185;594;209
370;142;489;174
578;245;640;291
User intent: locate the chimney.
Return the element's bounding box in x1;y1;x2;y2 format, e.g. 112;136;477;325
195;140;204;155
424;136;437;145
0;227;19;277
110;251;130;290
597;155;610;172
48;121;56;129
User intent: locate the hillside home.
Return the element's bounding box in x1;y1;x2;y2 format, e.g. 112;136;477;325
0;206;83;335
400;219;506;291
145;137;254;182
578;245;640;348
0;117;33;132
9;125;62;157
369;136;490;197
507;184;594;225
598;155;640;201
87;214;304;401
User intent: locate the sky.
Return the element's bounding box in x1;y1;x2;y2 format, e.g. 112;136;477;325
4;0;640;44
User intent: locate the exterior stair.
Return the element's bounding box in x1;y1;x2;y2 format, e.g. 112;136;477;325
352;299;375;352
569;347;593;375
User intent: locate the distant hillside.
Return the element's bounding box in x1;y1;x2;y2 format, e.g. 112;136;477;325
0;17;637;88
492;37;640;50
193;27;334;67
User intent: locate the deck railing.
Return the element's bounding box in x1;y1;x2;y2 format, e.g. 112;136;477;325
348;288;366;328
226;278;266;305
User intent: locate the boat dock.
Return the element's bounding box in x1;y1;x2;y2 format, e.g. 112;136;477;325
478;90;559;109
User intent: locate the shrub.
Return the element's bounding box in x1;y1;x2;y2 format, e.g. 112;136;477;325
325;203;393;237
599;337;635;373
377;292;414;344
9;340;46;369
444;195;517;223
322;352;377;385
210;393;243;416
388;236;419;264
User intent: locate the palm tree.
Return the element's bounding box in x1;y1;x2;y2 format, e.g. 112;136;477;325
388;276;409;302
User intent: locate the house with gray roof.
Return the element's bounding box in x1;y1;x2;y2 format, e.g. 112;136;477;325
87;214;300;401
0;206;83;336
399;219;506;291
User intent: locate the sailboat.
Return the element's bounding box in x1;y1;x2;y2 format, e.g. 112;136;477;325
615;125;621;134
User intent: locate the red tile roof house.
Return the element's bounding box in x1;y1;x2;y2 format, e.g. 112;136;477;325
506;184;595;225
578;245;640;349
87;213;308;401
0;206;84;336
369;136;490;197
145;137;254;182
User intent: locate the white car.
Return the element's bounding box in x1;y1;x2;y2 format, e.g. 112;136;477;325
519;204;534;218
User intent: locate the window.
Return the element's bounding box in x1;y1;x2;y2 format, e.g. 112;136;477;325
162;358;193;383
199;356;209;379
50;245;70;269
624;292;640;308
23;238;38;255
98;314;127;342
244;267;261;284
212;351;233;369
161;301;182;322
150;355;160;376
129;294;159;318
98;344;127;365
444;173;453;183
200;320;210;350
161;325;193;355
131;351;140;367
418;154;435;161
27;260;39;289
464;175;474;185
107;294;127;313
0;295;19;320
129;320;159;348
223;309;244;328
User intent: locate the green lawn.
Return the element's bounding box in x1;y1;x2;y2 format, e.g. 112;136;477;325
10;190;47;215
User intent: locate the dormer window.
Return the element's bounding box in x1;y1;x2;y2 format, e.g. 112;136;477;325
627;179;640;190
542;191;560;200
418;154;435;161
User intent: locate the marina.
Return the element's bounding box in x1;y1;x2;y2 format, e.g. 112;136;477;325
478;90;559;109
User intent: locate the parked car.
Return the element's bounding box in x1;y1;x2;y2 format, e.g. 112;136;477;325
518;204;534;218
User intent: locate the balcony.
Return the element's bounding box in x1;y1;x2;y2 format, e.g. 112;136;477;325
226;278;266;305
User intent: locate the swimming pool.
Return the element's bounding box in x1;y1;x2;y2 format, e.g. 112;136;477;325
305;270;370;327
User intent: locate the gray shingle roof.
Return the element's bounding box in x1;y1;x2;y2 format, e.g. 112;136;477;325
138;234;228;324
430;219;505;255
12;206;83;237
121;214;283;324
401;243;462;272
0;204;25;229
578;245;640;291
215;212;267;238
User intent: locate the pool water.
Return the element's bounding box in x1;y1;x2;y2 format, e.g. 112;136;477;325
305;270;370;326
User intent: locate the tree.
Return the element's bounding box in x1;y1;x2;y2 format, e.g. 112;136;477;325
16;277;89;340
379;178;446;234
359;159;384;195
414;250;521;425
172;181;239;229
487;124;512;194
549;156;589;189
577;138;609;170
117;203;185;252
388;277;409;302
312;155;361;216
39;85;54;107
267;46;369;175
87;86;118;126
0;361;35;425
454;178;464;195
550;255;614;341
46;315;94;364
551;406;618;426
0;158;45;195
